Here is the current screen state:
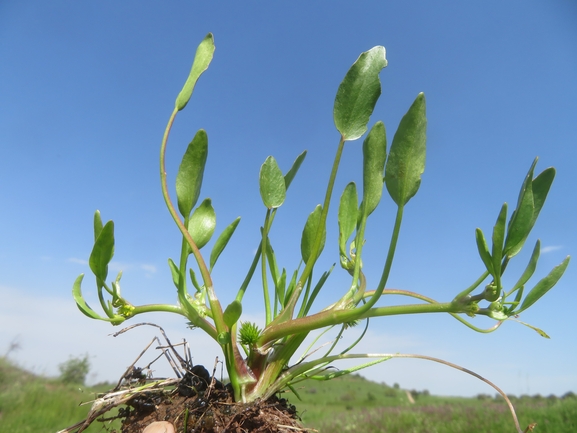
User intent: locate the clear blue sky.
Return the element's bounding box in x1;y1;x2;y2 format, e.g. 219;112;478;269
1;1;576;397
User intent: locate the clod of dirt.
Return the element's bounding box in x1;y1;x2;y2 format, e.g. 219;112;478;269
119;365;309;433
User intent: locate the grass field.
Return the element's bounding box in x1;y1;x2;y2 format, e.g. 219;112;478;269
1;357;575;433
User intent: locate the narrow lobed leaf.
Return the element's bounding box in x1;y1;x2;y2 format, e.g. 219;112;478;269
518;256;570;314
510;240;540;293
176;129;209;218
334;46;387;141
491;203;508;276
504;159;537;258
384;93;427;206
210;217;241;271
475;228;494;276
93;210;104;242
284;150;307;191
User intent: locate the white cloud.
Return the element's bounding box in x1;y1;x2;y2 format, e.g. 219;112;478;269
541;245;563;254
68;257;88;265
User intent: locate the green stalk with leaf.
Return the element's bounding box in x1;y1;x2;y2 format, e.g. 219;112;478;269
73;33;569;423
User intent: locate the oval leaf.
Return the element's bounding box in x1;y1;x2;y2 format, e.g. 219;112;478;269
187;198;216;249
175;33;215;111
176;129;208;218
301;205;326;264
338;182;358;256
384;93;427;206
210;217;241;271
259;156;286;209
89;220;115;284
362;121;387;216
334;46;387;141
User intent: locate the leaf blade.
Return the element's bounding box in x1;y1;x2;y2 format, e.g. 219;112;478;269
176;129;209;218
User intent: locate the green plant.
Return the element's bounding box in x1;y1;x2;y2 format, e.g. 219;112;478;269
72;33;569;427
58;354;90;385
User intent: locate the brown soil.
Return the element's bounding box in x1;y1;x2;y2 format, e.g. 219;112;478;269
117;366;310;433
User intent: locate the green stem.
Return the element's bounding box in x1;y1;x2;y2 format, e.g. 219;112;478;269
261;209;273;325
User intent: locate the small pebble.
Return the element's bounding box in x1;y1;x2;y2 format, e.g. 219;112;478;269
142;421;175;433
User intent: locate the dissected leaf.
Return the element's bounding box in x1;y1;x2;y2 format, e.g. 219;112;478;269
176;129;208;218
338;182;358;257
210;217;241;271
384;93;427;206
175;33;215;111
284;150;307;191
72;274;123;324
89;220;115;284
259;156;286;209
362;121;387;216
187;198;216;249
518;256;570;314
334;46;387;141
301;205;325;264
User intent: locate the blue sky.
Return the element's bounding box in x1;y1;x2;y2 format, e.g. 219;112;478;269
1;1;576;398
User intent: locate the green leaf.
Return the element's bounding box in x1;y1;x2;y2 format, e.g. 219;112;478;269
187;198;216;249
93;210;103;242
259;156;286;209
209;217;241;271
491;203;507;277
168;258;180;289
89;220;115;284
334;46;387;141
175;33;215;111
475;228;494;275
338;182;358;257
510;240;540;293
529;166;555;230
518;256;570;314
504;159;537;257
72;274;124;324
223;300;242;328
362;121;387;216
301;205;326;265
384;93;427;206
284;150;307;191
176;129;208;218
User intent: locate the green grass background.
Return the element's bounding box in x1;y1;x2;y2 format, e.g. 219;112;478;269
1;357;575;433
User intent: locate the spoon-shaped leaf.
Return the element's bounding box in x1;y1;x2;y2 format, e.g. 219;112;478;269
338;182;358;257
362;121;387;216
89;220;115;284
334;46;387;141
176;129;208;219
518;256;570;314
301;205;325;264
259;156;286;209
175;33;215;111
187;198;216;249
210;217;241;271
223;300;243;328
384;93;427;206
